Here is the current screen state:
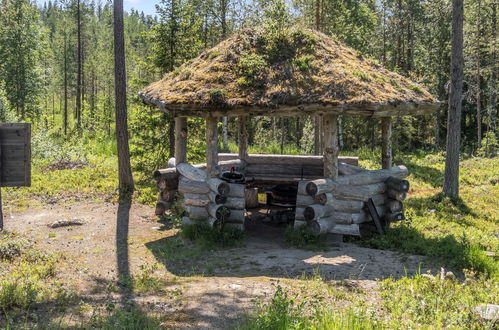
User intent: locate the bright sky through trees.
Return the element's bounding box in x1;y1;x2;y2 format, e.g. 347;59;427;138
36;0;160;15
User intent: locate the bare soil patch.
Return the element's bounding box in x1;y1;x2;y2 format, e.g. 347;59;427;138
5;202;432;329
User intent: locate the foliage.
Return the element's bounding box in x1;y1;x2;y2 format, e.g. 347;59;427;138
87;308;162;330
237;52;267;86
0;0;44;120
0;232;75;316
181;223;244;249
477;131;498;157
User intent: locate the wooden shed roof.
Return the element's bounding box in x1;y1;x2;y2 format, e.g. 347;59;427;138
139;27;439;117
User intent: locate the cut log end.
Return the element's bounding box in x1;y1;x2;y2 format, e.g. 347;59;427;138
218;182;230;196
306;182;318;196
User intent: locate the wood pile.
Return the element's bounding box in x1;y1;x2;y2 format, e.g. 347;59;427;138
176;163;246;230
295;166;410;237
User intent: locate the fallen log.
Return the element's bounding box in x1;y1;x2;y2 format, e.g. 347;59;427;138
297;181;309;195
384;212;405;222
306;178;335;196
314;192;333;205
184;205;209;220
303;200;364;221
227;183;245;198
363;182;387;195
296;194;315;206
208;192;227;204
333;184;371;201
386;199;403;213
207;204;231;221
385;176;410;192
179;177;210;194
370;194;386;206
316;212;368;225
386;189;407;201
309;218;335;236
304;205;333;221
207;178;231;196
224;197;246;210
183;193;211;207
154;159;246;181
167;157;176;168
182;216;221;228
338;162;366;176
295;207;305;221
329;224;369;236
336;166;409;186
176;163;207;182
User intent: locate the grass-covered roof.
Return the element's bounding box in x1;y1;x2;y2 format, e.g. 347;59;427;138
139;27;439;117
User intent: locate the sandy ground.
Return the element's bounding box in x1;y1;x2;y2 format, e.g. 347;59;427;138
4;202;431;329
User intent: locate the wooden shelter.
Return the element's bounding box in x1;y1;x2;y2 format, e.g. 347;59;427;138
140;27;439;237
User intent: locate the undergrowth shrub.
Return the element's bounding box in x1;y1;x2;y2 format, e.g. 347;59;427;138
88;308;161;329
381;272;498;328
0;279;41;309
0;233;30;261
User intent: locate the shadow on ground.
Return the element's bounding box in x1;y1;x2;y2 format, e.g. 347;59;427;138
146;219;433;281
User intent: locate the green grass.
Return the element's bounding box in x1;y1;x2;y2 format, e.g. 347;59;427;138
0;232;76;321
242;272;498;329
181;223;245;249
284;225;328;251
4;130;158;209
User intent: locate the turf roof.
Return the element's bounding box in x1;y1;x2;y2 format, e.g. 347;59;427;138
139;27;439;117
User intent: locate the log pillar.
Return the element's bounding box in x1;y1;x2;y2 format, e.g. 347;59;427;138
323;114;339;180
175;117;188;164
206;116;219;178
381;117;392;169
238;116;248;159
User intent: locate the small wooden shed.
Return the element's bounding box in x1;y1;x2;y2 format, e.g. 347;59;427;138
140;27;439;237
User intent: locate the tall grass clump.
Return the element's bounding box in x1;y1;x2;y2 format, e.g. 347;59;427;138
181;223;244;249
284;225;328;251
240;285;380;330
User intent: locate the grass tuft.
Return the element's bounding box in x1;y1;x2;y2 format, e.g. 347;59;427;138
181;223;244;249
284;225;328;251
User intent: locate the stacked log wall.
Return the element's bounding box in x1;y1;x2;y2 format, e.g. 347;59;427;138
299;166;410;237
175;163;247;230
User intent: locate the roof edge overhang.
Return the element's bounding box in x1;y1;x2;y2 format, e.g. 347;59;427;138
139;92;441;118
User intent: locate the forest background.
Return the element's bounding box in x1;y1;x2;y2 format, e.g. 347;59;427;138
0;0;497;202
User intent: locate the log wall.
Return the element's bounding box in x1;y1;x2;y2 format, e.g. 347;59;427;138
154;154;410;238
296;165;409;237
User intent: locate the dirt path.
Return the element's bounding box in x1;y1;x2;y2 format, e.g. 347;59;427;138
5;202;431;329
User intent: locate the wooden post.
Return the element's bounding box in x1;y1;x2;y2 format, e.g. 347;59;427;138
381;117;392;169
0;140;3;231
238;116;248;159
323;114;339;180
175;117;188;164
206;116;219;178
